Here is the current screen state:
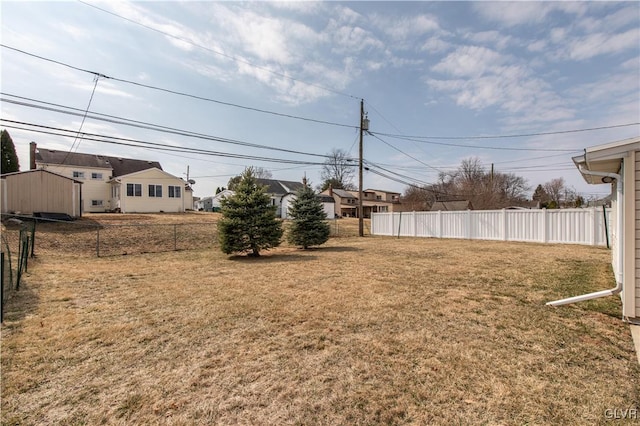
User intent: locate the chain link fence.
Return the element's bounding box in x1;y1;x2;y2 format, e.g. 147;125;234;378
2;214;365;259
1;220;35;321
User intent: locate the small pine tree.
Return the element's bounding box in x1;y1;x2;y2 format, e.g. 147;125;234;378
287;183;330;249
217;168;283;257
1;130;20;173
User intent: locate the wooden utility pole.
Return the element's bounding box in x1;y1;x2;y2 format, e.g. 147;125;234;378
358;99;364;237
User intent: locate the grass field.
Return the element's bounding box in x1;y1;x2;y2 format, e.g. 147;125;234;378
1;214;639;424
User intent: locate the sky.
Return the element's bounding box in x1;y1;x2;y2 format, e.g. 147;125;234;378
1;1;639;200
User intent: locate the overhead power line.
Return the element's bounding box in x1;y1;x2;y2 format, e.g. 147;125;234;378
368;132;447;174
61;75;101;164
371;131;583;152
0;44;357;130
1;93;331;159
0;119;330;166
374;122;640;140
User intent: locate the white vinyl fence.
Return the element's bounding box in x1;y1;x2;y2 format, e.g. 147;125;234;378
371;208;612;246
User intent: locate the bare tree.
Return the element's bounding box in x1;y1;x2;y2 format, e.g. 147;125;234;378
228;167;273;190
319;148;356;191
541;177;577;208
410;157;529;210
253;167;273;179
402;186;435;211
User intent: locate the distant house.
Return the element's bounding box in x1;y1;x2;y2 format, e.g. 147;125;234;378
322;187;358;217
430;200;474;211
255;178;305;218
317;193;336;219
1;169;82;218
30;142;191;213
211;190;235;211
321;187;405;218
195;196;213;212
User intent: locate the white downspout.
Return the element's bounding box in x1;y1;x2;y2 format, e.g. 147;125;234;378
546;166;623;307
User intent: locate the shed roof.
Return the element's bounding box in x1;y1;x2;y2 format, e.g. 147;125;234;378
1;168;83;184
430;200;473;211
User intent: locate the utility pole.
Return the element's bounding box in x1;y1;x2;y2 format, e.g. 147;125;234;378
358;99;364;237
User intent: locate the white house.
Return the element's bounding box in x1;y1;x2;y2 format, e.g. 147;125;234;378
548;136;640;324
110;168;190;213
255;178;305;218
30;142;190;213
212;190;235;211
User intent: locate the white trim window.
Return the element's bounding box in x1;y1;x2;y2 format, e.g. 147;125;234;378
126;183;142;197
91;172;103;180
91;200;103;207
73;171;85;179
168;185;181;198
148;184;162;197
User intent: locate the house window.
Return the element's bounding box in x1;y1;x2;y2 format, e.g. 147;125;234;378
73;171;85;179
91;200;103;207
376;195;382;200
168;185;181;198
148;184;162;197
127;183;142;197
91;172;103;180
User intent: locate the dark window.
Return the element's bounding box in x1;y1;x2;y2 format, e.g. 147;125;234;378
148;184;162;197
168;186;181;198
127;183;142;197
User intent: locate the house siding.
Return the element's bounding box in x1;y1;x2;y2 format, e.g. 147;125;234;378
1;170;81;217
117;168;186;213
39;163;112;212
634;150;640;319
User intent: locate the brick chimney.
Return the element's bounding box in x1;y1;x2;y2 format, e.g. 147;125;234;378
328;184;333;196
30;142;37;170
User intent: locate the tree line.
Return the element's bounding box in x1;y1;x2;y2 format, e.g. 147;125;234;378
402;157;583;210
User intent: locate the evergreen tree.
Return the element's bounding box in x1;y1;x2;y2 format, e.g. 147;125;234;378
287;183;330;249
217;168;283;257
1;130;20;173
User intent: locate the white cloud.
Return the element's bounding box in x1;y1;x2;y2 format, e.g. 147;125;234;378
67;80;135;99
527;40;546;53
55;23;90;40
377;14;440;41
549;27;566;44
474;2;587;27
577;4;639;32
464;30;512;50
428;47;575;125
432;46;505;78
330;25;385;54
421;37;451;54
567;28;640;60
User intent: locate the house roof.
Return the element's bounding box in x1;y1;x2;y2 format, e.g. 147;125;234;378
431;200;473;211
317;194;335;203
365;189;401;195
332;188;357;199
213;190;235;200
255;178;305;195
572;136;640;185
36;148;163;177
113;167;179;181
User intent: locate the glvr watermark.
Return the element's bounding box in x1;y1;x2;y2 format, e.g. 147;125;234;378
604;408;638;420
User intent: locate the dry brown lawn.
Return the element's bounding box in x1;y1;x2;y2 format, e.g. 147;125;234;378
1;214;639;425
